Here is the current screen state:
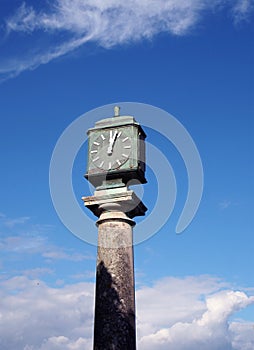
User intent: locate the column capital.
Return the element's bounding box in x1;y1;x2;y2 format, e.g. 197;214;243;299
82;187;147;220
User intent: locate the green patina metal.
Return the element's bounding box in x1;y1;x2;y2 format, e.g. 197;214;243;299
85;109;146;188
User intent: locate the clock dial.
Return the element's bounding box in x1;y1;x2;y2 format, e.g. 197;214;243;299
90;129;132;170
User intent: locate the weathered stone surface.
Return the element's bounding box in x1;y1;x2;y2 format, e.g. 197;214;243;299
94;219;136;350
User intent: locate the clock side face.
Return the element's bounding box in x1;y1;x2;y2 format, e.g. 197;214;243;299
89;128;132;171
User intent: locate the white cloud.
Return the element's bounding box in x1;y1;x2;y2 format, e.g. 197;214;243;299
0;227;93;262
39;336;91;350
136;275;229;336
71;271;95;280
230;322;254;350
138;287;254;350
0;215;30;228
233;0;254;22
3;0;205;37
0;274;253;350
22;268;54;279
219;200;232;210
0;234;47;253
42;250;93;262
0;276;94;350
1;0;253;81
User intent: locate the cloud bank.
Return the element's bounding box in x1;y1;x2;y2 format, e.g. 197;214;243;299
0;275;253;350
139;287;254;350
0;0;253;80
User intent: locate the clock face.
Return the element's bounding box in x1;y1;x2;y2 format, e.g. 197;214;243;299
90;129;132;171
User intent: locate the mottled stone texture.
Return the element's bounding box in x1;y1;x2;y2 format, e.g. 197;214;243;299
94;220;136;350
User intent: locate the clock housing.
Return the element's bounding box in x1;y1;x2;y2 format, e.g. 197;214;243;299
85;114;146;188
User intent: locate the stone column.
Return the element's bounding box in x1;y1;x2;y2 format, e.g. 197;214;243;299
83;188;146;350
95;203;136;349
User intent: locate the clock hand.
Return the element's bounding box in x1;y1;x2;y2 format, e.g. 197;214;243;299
110;130;117;143
107;130;118;155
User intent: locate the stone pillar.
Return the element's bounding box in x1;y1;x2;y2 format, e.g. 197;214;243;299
95;204;136;349
83;188;146;350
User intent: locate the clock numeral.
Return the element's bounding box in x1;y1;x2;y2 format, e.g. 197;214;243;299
117;131;122;138
116;159;121;166
122;137;129;142
124;145;131;149
93;141;100;146
122;154;128;158
93;156;99;162
99;161;104;168
91;150;98;154
108;162;111;170
101;134;106;140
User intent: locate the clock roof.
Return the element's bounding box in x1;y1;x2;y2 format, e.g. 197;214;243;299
87;114;146;137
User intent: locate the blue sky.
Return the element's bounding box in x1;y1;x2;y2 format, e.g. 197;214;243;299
0;1;254;349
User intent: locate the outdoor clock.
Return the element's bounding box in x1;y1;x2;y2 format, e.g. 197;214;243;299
85;107;146;188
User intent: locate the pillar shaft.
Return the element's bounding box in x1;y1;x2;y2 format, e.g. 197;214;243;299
94;217;136;350
82;188;147;350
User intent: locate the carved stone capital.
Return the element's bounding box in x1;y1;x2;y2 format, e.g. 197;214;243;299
82;186;147;220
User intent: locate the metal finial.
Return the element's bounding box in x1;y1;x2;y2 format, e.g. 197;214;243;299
114;106;120;117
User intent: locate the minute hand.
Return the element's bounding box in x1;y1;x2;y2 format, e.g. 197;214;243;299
107;130;117;155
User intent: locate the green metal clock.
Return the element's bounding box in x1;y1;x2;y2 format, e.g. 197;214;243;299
85;107;146;188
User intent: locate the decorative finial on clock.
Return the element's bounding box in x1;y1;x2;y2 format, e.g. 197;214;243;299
114;106;120;117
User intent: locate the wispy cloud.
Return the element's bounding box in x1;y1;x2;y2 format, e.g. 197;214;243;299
1;0;253;81
71;271;95;280
218;199;239;210
0;213;93;262
219;199;232;210
0;233;93;262
42;250;93;262
22;267;54;279
0;214;30;228
233;0;254;22
0;234;47;253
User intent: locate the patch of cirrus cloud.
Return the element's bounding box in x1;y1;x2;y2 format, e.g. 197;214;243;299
0;0;253;80
0;274;254;350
